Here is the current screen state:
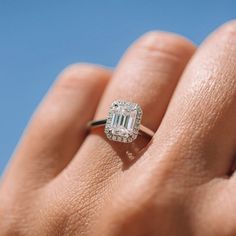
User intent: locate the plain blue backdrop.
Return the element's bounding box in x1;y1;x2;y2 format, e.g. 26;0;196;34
0;0;235;175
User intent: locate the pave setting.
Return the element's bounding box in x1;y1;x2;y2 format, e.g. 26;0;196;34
105;100;143;143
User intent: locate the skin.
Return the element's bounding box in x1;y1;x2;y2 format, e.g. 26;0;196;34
0;20;236;236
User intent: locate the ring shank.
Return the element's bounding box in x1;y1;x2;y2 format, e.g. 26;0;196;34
88;119;154;137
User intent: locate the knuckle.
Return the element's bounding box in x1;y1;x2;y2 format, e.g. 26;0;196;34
219;20;236;41
38;192;90;235
104;201;154;234
57;63;110;90
106;183;166;224
136;31;195;61
61;63;99;79
98;188;184;235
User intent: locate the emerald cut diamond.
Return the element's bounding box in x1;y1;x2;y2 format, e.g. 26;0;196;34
105;100;142;143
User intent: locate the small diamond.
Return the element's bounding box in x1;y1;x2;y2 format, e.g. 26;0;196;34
123;137;128;143
127;137;133;142
117;136;122;142
105;100;142;143
104;127;108;133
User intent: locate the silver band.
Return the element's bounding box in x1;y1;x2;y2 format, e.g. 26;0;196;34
88;119;155;137
88;100;154;143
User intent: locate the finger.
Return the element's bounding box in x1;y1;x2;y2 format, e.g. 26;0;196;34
48;32;195;233
149;21;236;181
65;32;195;185
1;64;111;189
97;32;195;130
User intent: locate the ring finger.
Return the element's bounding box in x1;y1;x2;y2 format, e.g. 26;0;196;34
65;31;195;182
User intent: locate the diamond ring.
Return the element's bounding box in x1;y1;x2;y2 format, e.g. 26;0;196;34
88;100;154;143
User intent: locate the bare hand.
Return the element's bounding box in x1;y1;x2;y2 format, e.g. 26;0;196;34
0;21;236;236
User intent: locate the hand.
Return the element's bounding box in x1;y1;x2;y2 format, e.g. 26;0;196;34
0;21;236;236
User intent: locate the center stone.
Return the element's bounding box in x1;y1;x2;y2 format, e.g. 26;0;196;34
110;107;137;137
105;100;142;143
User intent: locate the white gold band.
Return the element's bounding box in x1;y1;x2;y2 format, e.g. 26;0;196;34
88;119;154;137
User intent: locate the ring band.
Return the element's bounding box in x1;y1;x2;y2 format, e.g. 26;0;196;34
89;119;154;137
88;100;154;143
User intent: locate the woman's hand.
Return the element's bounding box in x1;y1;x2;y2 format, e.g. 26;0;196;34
0;21;236;236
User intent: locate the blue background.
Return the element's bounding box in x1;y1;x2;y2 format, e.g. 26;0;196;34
0;0;235;174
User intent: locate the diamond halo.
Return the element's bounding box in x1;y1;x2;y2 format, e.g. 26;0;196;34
104;100;143;143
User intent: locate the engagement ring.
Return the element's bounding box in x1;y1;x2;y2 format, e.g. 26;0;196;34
88;100;154;143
